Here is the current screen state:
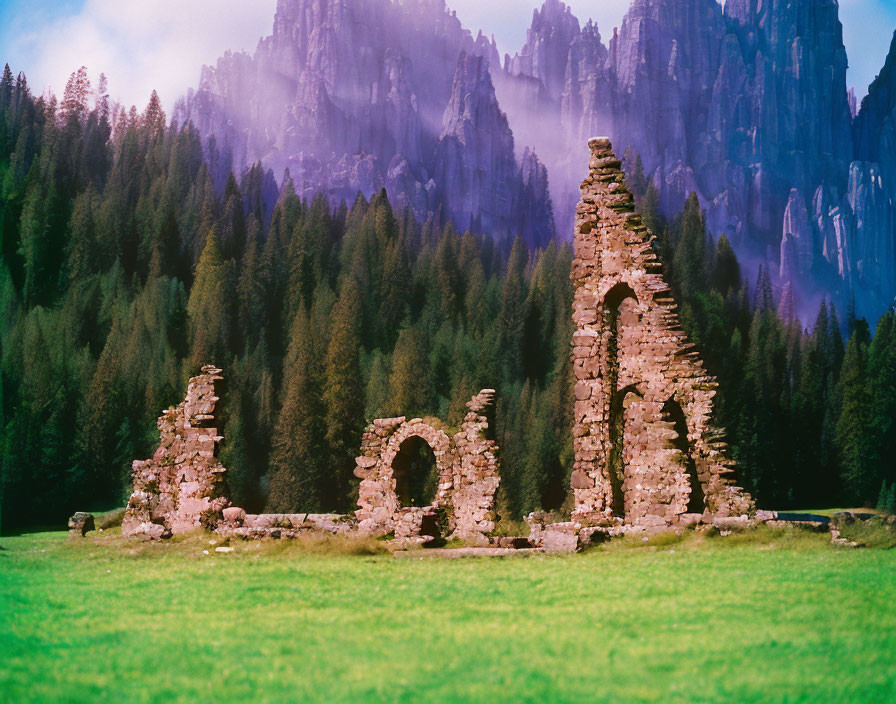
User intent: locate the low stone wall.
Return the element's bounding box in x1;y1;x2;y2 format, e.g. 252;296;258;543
216;508;355;539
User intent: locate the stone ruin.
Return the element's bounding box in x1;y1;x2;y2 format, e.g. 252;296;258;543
120;369;500;545
122;366;231;540
109;138;758;550
354;390;500;544
562;137;753;535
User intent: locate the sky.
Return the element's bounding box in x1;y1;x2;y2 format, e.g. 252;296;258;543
0;0;894;111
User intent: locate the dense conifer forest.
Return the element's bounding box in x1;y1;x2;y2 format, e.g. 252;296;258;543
1;67;895;531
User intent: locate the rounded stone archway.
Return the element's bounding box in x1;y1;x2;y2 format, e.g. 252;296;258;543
380;420;454;510
353;391;501;541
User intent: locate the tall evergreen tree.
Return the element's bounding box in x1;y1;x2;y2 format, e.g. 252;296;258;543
323;276;364;510
186;228;231;368
388;327;431;417
267;308;327;512
837;331;874;503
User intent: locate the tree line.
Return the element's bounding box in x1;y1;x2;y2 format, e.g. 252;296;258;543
0;67;893;531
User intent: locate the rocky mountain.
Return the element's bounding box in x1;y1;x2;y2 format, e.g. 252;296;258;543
497;0;895;321
174;0;552;248
177;0;896;321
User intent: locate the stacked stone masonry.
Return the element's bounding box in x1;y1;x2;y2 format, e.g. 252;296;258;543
118;139;754;546
122;366;231;539
354;390;501;542
120;372;500;544
570;138;753;530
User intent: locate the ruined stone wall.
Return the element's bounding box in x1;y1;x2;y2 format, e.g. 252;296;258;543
122;369;502;543
451;389;500;537
122;366;230;539
354;390;500;541
355;417;455;542
571;138;753;529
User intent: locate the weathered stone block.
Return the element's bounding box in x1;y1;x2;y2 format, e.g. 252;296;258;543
68;512;94;538
222;507;246;524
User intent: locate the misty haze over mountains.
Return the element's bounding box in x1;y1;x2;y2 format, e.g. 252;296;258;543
173;0;896;322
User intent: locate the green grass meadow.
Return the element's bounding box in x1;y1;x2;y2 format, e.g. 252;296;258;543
1;528;894;703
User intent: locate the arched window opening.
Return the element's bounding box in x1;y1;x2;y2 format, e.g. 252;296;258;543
603;282;638;312
391;436;439;508
603;282;639;395
609;385;641;518
663;399;704;513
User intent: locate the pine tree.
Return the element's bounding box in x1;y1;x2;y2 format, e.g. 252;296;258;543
388;327;431;417
867;311;896;488
498;237;528;382
377;236;410;349
365;352;391;420
61;66;90;123
837;331;874;504
267;308;327;512
236;221;266;347
186;228;231;368
220;173;246;260
66;185;99;282
143;90;166;134
711;234;739;296
672;193;707;299
628;152;648;199
323;277;364;510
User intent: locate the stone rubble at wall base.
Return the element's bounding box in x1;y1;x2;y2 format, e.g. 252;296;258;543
68;512;94;538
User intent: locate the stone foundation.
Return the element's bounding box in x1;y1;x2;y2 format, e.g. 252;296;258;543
216;508;356;539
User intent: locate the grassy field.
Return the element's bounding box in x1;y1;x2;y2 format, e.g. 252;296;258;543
1;528;894;703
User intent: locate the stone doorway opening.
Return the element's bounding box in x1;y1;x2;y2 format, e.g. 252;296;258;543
663;398;705;514
392;435;439;508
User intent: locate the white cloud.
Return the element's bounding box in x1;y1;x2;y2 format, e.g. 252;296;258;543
6;0;276;111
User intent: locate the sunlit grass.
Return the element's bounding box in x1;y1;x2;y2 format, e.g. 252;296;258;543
1;529;894;703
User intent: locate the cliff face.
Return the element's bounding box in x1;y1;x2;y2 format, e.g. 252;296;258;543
175;0;553;248
178;0;896;320
507;0;580;102
496;0;892;320
435;53;522;237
